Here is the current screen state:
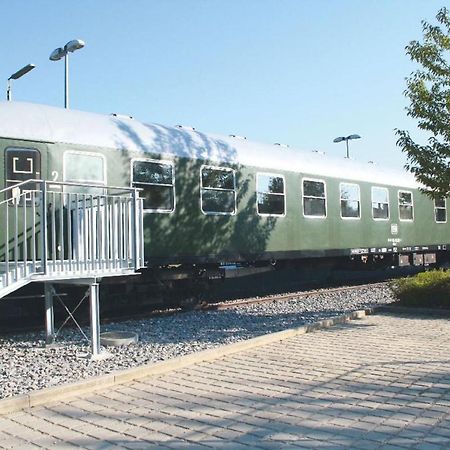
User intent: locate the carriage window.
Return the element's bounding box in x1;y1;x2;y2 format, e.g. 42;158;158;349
435;198;447;223
5;147;41;203
257;173;285;216
6;147;41;183
132;160;174;212
303;179;326;217
64;152;105;184
340;183;360;218
201;166;235;214
372;187;389;220
399;191;413;221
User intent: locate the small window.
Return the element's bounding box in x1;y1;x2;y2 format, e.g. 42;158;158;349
256;173;285;216
435;198;447;223
303;179;326;217
132;160;175;212
64;152;105;184
5;147;41;204
340;183;360;219
201;166;236;214
398;191;414;221
372;187;389;220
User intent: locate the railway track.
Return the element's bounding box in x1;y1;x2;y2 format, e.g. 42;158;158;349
206;281;391;310
103;278;394;322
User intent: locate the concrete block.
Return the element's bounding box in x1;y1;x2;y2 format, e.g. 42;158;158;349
352;310;366;319
0;394;30;415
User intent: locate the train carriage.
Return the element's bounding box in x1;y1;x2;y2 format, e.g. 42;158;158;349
0;101;448;305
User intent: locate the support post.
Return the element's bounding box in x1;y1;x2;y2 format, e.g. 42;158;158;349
89;281;101;356
44;283;55;345
6;79;11;101
64;53;69;109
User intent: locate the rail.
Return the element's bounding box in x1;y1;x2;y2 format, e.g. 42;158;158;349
0;179;144;297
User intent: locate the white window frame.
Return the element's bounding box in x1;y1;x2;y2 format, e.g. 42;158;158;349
339;182;361;220
434;197;447;223
256;172;286;217
302;177;327;219
200;165;236;216
63;150;107;185
398;190;414;222
131;158;176;214
371;186;390;221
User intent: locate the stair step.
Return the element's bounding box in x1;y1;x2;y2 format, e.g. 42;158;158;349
0;262;39;298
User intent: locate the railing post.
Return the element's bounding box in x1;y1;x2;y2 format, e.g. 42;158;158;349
40;181;48;275
139;198;144;268
5;196;9;285
131;189;138;270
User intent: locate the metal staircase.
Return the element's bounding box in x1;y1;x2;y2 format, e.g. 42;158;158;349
1;179;144;356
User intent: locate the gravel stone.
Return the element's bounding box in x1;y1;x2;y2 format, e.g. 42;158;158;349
0;283;395;399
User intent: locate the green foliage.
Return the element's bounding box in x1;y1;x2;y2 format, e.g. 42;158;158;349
390;269;450;307
396;7;450;198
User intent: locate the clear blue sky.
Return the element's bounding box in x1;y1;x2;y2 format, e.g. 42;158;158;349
2;0;446;169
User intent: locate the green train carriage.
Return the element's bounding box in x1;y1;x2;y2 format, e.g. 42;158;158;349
0;101;448;293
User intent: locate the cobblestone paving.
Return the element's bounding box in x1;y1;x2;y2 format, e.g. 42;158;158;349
1;312;450;449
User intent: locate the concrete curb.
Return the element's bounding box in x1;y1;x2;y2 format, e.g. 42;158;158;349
0;308;375;415
379;305;450;316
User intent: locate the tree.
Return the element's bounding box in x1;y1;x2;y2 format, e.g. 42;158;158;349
396;7;450;197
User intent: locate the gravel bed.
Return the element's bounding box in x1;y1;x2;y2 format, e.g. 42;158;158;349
0;284;395;399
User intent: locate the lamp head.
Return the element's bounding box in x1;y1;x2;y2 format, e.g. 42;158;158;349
9;64;36;80
49;47;65;61
348;134;361;140
65;39;85;53
333;137;345;143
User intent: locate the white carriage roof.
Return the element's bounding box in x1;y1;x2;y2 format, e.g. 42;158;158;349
0;101;418;189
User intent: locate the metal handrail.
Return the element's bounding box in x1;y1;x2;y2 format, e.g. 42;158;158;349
46;180;142;192
1;179;142;196
1;179;144;296
0;178;42;195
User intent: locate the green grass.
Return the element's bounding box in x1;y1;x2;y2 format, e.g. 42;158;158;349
390;269;450;308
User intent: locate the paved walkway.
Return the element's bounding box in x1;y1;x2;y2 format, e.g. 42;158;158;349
1;312;450;449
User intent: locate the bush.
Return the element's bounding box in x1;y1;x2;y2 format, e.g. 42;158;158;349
390;269;450;308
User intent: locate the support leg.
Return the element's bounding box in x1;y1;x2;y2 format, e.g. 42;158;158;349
44;283;55;345
89;282;101;356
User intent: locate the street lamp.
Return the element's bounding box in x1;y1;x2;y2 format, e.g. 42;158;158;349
6;64;36;101
333;134;361;159
49;39;85;109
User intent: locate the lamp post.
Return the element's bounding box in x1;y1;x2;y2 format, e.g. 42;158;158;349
49;39;85;109
6;64;36;101
333;134;361;158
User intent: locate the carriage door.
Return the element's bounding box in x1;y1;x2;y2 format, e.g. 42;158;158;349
3;148;41;263
63;151;107;263
5;147;41;201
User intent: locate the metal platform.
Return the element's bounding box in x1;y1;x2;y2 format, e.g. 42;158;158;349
0;179;145;355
